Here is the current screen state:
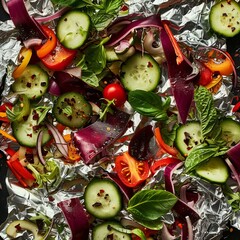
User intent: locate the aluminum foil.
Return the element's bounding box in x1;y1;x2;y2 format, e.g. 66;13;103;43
0;0;240;239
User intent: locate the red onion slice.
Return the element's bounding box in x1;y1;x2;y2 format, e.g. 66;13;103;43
46;123;68;158
225;158;240;192
57;198;89;240
36;130;46;165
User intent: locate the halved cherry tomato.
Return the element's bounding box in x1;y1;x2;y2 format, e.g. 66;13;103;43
154;127;179;157
103;83;127;107
12;47;32;79
204;50;234;76
115;152;149;188
40;41;77;71
150;157;181;174
35;25;57;59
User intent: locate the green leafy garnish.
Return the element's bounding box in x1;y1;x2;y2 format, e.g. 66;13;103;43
52;0;124;30
128;90;171;121
194;86;218;138
27;160;60;188
127;189;177;230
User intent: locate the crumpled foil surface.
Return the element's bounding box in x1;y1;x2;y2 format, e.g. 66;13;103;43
0;0;240;239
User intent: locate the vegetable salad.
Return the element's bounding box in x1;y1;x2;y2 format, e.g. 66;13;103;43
0;0;240;239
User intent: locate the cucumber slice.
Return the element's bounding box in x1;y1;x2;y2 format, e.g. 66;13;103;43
56;10;90;49
12;65;49;100
92;221;131;240
196;157;229;183
220;118;240;147
175;121;203;156
120;52;161;91
53;92;92;129
6;220;43;240
209;0;240;37
84;178;122;219
12;108;51;148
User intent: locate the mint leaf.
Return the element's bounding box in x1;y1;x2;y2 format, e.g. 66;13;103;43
185;144;219;172
128;90;171;121
104;0;124;14
127;189;177;222
194;86;218;138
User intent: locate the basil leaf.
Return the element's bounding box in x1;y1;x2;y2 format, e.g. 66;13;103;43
127;189;177;222
128;90;171;121
132;217;163;230
85;44;106;75
185;144;219;172
194;86;218;138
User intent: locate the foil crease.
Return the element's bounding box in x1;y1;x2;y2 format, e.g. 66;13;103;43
0;0;240;239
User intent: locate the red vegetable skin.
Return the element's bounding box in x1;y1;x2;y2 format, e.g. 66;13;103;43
227;142;240;173
128;125;157;161
160;22;196;124
57;198;89;240
73;110;130;164
41;41;77;71
7;0;47;40
103;83;127;107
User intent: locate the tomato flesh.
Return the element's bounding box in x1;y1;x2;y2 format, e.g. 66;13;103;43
41;41;77;71
115;152;149;188
103;83;127;107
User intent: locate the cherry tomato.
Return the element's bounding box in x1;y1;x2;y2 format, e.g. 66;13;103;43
35;25;57;59
40;41;77;71
198;63;213;86
103;83;127;107
115;152;150;188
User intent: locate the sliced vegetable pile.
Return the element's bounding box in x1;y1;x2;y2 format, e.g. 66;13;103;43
0;0;240;239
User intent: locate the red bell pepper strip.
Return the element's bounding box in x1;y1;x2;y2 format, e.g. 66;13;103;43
7;161;28;188
154;127;179;157
151;157;181;174
232;101;240;112
9;160;35;181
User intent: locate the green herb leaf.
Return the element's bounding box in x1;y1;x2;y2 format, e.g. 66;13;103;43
127;189;177;223
194;86;218;138
128;90;171;121
85;43;107;75
35;106;51;125
185;144;219;172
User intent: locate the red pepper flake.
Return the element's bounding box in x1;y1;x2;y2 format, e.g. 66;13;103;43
147;61;153;68
15;223;22;232
100;189;105;193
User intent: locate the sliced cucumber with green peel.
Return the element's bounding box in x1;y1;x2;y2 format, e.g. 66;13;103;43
12;65;49;100
53;92;92;129
220;118;240;147
56;10;90;49
92;221;131;240
84;178;122;219
196;157;229;183
209;0;240;37
120;52;161;91
12;108;51;148
175;121;203;156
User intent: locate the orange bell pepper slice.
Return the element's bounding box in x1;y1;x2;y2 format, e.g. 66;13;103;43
154;127;179;157
12;47;32;79
35;25;57;59
204;50;234;76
